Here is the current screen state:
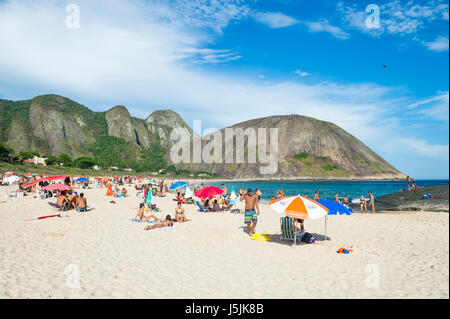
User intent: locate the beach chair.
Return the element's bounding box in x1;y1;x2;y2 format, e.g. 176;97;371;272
196;201;208;212
280;217;299;245
48;202;67;212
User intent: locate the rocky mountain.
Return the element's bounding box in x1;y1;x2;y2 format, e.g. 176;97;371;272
169;115;405;180
0;94;405;179
0;94;194;170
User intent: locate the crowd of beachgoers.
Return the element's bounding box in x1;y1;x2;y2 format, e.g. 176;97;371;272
0;171;422;241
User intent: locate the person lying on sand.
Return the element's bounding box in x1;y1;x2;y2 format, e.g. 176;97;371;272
144;215;173;230
175;203;187;222
76;193;88;212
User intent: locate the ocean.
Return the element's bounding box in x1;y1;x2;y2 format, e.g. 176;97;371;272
205;180;449;203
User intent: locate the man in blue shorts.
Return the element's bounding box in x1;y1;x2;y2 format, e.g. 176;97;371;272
240;188;260;236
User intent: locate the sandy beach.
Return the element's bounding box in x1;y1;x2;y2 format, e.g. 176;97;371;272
0;184;448;299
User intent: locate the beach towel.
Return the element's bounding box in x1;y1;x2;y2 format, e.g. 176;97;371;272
128;219;157;224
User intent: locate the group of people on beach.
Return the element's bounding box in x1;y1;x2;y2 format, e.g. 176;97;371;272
57;190;88;212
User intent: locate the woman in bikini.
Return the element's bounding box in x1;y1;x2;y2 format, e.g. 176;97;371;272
175;203;187;222
135;203;160;222
359;195;367;213
144;215;174;230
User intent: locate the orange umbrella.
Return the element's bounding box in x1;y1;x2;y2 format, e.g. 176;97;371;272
268;196;328;220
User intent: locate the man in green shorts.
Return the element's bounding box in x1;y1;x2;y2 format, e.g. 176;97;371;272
368;191;376;214
240;188;260;236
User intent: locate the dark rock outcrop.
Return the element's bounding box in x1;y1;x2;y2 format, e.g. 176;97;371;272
374;185;449;212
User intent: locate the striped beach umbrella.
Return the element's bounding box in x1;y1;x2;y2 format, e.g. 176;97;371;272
269;195;328;220
269;195;330;240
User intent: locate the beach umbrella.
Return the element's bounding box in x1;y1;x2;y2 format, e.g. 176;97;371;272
269;196;328;220
185;186;194;199
169;181;188;191
25;173;32;176
75;177;89;183
22;177;46;188
42;183;72;192
318;200;353;215
195;186;224;199
269;195;330;240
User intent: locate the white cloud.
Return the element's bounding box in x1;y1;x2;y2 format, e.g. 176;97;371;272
0;0;447;177
408;91;450;121
337;0;449;50
423;36;449;51
305;19;350;40
254;12;299;28
293;70;309;76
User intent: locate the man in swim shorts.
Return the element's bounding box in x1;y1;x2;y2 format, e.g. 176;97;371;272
240;188;260;236
76;193;88;212
368;191;375;214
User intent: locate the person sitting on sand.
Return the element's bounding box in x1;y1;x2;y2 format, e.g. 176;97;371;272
203;198;212;211
144;215;173;230
76;193;88;212
57;191;69;210
359;195;367;213
175;203;187;222
334;193;342;204
343;195;349;208
121;187;127;197
212;199;223;212
135;203;159;222
68;191;78;210
293;218;318;244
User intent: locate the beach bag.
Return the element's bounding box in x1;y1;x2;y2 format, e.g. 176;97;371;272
301;232;312;243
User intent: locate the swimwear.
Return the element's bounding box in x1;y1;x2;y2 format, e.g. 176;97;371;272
244;210;257;225
77;206;87;212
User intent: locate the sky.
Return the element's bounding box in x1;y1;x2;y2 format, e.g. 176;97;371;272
0;0;448;179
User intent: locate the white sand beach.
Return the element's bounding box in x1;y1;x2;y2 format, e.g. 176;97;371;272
0;184;448;299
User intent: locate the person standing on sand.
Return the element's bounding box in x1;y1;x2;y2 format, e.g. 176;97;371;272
359;195;367;213
368;192;376;214
407;176;411;190
240;188;260;236
314;190;319;201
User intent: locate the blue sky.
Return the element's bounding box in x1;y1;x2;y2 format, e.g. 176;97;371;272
0;0;448;178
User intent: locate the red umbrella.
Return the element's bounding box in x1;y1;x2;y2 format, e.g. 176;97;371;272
22;177;46;188
42;184;72;191
25;173;32;176
195;186;224;199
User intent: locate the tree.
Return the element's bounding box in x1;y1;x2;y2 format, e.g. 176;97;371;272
59;154;73;167
0;142;13;161
18;151;40;161
45;155;59;166
74;156;96;169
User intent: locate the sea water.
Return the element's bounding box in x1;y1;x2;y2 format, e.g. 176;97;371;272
205;180;448;203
